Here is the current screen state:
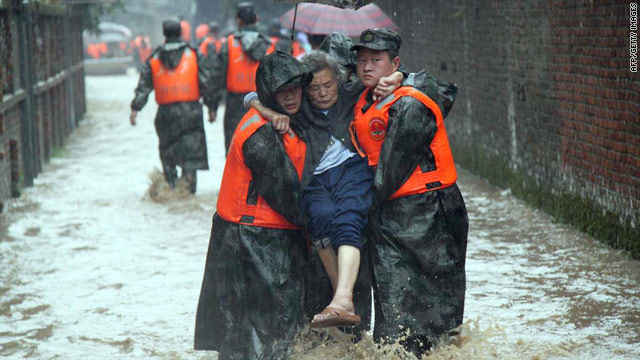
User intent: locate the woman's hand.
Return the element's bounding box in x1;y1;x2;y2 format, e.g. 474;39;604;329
373;71;403;101
250;99;291;135
269;113;291;135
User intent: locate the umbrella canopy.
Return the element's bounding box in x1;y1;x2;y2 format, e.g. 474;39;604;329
272;0;375;10
279;3;398;36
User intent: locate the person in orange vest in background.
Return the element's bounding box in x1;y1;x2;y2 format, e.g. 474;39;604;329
137;36;152;62
349;28;467;356
86;43;102;59
198;21;224;58
131;34;153;70
194;51;311;359
129;19;216;194
195;23;209;45
180;16;192;43
207;2;271;153
267;18;306;58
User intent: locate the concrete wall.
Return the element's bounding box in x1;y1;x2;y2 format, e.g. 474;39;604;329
377;0;639;257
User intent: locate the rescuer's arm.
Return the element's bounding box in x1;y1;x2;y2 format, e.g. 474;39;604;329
129;59;153;126
373;96;437;205
243;125;306;229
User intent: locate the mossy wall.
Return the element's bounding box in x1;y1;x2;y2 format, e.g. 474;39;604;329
376;0;640;258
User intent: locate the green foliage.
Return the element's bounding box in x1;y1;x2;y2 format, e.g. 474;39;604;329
84;0;126;33
50;145;66;159
451;139;640;259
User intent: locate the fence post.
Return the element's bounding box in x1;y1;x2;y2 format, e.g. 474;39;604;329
64;6;76;131
15;0;37;187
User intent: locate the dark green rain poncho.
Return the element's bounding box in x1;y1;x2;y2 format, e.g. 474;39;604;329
194;51;311;360
207;24;272;153
131;39;214;186
364;72;468;355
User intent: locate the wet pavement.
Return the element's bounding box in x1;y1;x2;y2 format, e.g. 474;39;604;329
1;73;639;359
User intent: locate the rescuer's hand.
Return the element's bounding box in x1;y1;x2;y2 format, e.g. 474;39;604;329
373;71;403;101
129;111;138;126
208;109;217;123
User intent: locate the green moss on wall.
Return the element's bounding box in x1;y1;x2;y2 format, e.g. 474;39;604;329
452;140;640;260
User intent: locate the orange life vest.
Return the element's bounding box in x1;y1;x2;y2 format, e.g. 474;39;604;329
292;41;305;58
97;42;107;56
199;36;224;57
226;35;261;93
180;20;192;42
217;109;307;229
267;37;305;58
351;86;457;200
138;46;152;63
149;48;200;105
87;43;100;59
267;36;279;54
195;24;209;40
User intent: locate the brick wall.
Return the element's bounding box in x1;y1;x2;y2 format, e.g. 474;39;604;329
0;2;87;211
377;0;640;255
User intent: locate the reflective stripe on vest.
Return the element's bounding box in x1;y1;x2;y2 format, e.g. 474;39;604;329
226;35;260;93
351;86;457;200
216;109;307;229
150;48;200;105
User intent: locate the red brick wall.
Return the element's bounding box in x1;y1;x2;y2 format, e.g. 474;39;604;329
377;0;640;227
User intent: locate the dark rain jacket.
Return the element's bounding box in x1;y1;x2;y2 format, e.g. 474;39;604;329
207;25;272;152
363;71;469;354
194;51;310;360
294;63;414;189
131;40;214;170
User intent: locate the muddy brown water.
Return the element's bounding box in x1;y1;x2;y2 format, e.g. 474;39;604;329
1;74;638;359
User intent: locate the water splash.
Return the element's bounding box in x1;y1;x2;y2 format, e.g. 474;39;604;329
146;169;194;203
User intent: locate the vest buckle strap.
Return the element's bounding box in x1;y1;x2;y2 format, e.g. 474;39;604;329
239;215;255;224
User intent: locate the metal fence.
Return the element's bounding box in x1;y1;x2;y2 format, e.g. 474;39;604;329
0;0;86;208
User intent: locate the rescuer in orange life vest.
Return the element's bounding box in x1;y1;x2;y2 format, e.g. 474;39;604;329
198;21;224;58
129;19;216;193
266;18;306;58
349;28;468;356
206;2;273;153
130;34;152;70
194;51;311;360
242;33;454;335
179;17;192;44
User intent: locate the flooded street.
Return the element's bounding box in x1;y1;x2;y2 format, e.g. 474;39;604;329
1;74;639;359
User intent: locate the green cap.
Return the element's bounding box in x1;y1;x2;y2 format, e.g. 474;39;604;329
350;28;401;53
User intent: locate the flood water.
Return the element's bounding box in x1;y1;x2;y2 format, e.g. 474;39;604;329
1;74;639;359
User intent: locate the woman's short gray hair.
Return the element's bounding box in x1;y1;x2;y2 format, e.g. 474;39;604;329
301;51;347;86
